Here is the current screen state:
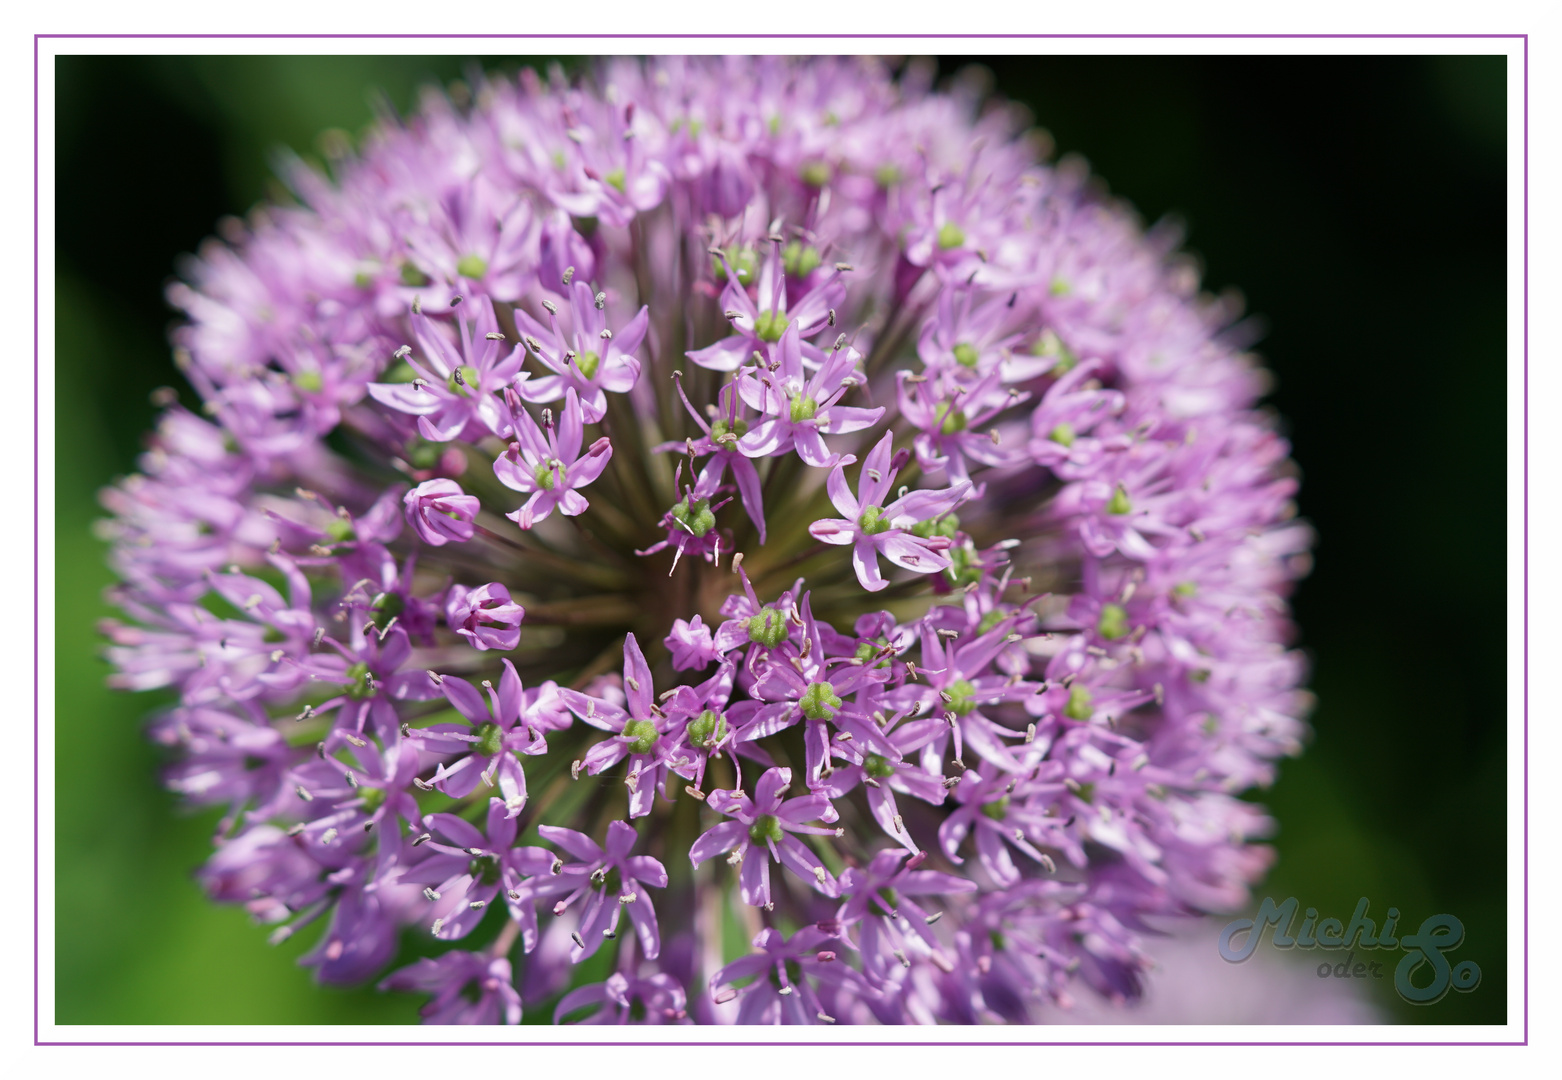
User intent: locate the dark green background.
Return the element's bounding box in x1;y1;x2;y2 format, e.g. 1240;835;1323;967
53;54;1510;1025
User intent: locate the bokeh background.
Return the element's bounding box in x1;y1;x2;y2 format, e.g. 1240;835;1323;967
52;53;1509;1026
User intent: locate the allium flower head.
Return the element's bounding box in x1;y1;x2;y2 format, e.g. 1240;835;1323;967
102;56;1311;1025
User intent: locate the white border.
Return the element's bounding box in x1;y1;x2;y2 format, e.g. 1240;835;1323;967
10;13;1539;1068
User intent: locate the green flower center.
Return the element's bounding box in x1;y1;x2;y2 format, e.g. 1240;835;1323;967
952;342;980;368
406;437;442;469
1097;603;1129;641
937;222;966;250
325;517;357;543
604;167;627;193
864;753;897;779
800;681;841;721
712;247;756;284
767;958;804;990
945;677;978;717
293;370;324;394
533;461;559;491
370;591;404;631
456;254;488;280
1063;685;1094;721
474;721;505;757
688;709;727;749
710;416;748;442
446;364;480;397
977;609;1006;635
981;794;1011;821
755;309;790;343
789;394;818;423
574;350;600;380
468;853;502;886
671;496;716;538
858;505;891;535
1173;581;1198;598
875;163;902;188
910;513;959;540
1031;329;1077;373
938;404;968;435
799;160;832;187
854;638;892;669
1106;486;1132;515
359;786;387;813
746;607;788;648
783;241;822;278
344;661;375;700
383;360;418;384
622;719;660;755
399;262;430;287
943;544;981;588
749;814;785;844
1048;422;1076;447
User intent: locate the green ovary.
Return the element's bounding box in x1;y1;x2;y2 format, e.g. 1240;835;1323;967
945;678;978;717
755;310;790;343
789;394;818;422
746;607;788;647
800;682;841;721
1064;685;1094;721
749;814;784;844
474;722;505;757
446;365;480;397
622;719;659;755
858;505;891;535
671;497;716;537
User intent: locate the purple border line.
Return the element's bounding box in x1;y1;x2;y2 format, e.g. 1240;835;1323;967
33;29;41;1053
32;33;1528;40
32;32;1530;1049
1521;29;1530;1051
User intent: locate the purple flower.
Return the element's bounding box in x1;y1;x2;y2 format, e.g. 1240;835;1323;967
555;972;689;1024
410;659;546;814
836;849;977;989
559;633;681;818
690;767;841;907
516;280;649;423
710;925;871;1025
686;242;846;373
735;325;883;467
492;387;612;528
635;460;733;572
444;582;525;652
820;714;948;853
663;374;769;542
397;797;554;941
403;478;479;546
366;296;525;442
381;951;523;1025
539;819;669;963
808;430;971;591
665;614;718;671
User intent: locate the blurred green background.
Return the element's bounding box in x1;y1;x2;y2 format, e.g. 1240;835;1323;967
53;54;1509;1025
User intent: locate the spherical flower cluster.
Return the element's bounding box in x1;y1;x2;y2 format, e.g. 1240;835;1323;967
103;56;1313;1025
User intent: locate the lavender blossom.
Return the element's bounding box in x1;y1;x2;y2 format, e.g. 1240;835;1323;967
404;478;479;546
103;56;1312;1026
